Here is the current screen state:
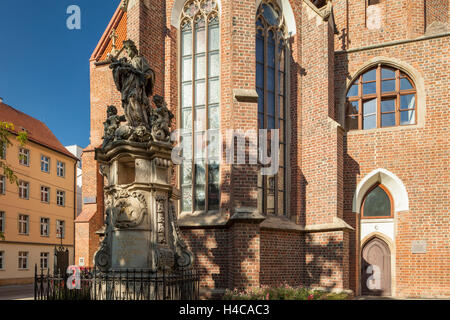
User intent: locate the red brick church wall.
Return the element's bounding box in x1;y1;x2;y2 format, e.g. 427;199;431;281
79;0;449;298
334;1;450;297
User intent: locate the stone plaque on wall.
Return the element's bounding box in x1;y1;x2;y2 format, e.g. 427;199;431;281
111;230;150;269
411;240;427;254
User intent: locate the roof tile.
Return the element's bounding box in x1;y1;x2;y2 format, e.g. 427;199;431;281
0;102;78;160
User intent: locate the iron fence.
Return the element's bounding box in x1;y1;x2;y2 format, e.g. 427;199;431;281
34;265;200;300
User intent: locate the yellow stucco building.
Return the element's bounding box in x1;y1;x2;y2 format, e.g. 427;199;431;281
0;102;78;285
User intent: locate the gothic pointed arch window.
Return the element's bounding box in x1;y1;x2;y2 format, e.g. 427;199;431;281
179;0;220;213
361;184;393;219
256;0;289;216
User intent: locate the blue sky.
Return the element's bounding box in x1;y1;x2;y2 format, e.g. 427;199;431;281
0;0;121;148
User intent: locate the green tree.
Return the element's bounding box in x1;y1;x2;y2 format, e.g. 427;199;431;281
0;121;28;240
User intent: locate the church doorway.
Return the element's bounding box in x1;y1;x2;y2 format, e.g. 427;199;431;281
361;237;391;296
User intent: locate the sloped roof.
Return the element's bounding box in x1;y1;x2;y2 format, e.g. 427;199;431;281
91;4;127;62
0;102;78;161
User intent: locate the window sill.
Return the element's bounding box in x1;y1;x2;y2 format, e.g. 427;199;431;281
346;123;422;135
178;210;227;227
361;218;394;223
180;210;220;216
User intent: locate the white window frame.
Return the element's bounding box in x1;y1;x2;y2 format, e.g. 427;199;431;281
78;257;85;266
18;214;29;235
56;220;65;239
56;190;65;207
40;217;50;237
18;251;28;270
18;180;29;199
40;186;50;203
0;251;4;270
19;148;30;166
57;161;65;178
40;252;49;270
41;155;50;173
0;175;5;195
0;211;5;233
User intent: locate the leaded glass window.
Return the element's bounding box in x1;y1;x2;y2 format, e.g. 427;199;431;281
362;184;393;218
256;0;288;216
180;0;220;213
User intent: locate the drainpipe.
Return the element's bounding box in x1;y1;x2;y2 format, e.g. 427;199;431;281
73;160;77;265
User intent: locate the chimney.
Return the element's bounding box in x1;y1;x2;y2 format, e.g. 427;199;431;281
0;97;3;103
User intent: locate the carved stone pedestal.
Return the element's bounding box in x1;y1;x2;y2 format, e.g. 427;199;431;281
93;141;192;272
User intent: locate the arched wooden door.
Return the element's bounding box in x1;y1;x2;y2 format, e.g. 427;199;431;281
361;237;391;296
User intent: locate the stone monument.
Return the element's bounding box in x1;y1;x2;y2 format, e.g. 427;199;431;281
93;39;193;273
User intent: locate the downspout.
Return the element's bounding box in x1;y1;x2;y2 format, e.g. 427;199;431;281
73;160;77;265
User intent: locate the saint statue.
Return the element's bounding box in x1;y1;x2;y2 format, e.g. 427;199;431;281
110;40;155;128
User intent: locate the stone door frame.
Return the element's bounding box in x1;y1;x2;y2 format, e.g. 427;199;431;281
360;236;392;297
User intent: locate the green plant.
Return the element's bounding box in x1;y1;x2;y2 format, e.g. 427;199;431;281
0;121;28;184
223;284;349;300
0;121;28;241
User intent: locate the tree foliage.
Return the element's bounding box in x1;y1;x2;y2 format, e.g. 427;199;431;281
0;121;28;240
0;121;27;183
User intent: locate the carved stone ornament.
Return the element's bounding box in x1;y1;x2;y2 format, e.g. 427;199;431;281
151;95;174;143
168;201;193;268
112;190;147;229
93;205;113;271
99;164;110;186
102;105;126;149
156;196;167;244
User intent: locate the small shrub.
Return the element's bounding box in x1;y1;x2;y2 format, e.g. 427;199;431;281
223;284;349;300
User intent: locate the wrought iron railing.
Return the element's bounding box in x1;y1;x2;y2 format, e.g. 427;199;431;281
34;265;200;300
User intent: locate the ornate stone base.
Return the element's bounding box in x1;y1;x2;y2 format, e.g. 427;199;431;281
93;141;193;272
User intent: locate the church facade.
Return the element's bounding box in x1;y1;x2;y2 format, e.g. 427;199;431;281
76;0;450;298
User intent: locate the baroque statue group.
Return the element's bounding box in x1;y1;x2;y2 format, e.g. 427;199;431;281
93;39;193;274
102;39;174;150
